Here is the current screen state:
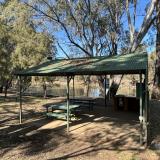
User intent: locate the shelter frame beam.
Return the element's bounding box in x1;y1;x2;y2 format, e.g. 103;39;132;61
19;76;22;124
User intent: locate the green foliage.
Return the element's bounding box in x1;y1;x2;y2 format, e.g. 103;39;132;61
0;0;56;91
1;0;54;69
0;22;13;85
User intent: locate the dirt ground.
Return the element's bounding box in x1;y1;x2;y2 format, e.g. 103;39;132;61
0;94;160;160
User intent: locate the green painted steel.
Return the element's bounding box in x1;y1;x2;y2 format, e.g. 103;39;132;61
48;103;80;110
19;76;22;124
139;74;143;145
15;52;148;76
46;112;67;119
67;76;70;133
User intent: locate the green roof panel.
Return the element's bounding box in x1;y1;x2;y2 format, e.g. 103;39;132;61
15;52;148;76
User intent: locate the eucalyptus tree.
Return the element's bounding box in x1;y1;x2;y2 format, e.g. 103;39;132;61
125;0;160;86
125;0;158;52
24;0;127;57
155;0;160;85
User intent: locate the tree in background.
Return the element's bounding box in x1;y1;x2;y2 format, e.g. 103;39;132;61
125;0;160;87
25;0;127;57
125;0;158;52
0;22;14;96
0;0;56;97
155;0;160;86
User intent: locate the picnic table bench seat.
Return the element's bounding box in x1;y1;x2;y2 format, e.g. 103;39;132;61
50;104;80;110
46;112;67;119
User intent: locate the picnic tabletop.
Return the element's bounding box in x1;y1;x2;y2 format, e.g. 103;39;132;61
49;103;80;110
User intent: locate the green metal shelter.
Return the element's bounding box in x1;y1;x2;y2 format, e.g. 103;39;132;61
15;52;149;145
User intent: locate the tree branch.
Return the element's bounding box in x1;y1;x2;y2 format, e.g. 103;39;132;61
131;0;158;51
24;1;92;57
57;41;70;59
126;0;135;46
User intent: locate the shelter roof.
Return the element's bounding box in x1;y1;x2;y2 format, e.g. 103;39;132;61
15;52;148;76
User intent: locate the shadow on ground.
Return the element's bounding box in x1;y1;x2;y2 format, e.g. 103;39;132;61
1;96;158;159
150;100;160;147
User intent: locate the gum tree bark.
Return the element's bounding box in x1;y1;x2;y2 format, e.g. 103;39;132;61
155;1;160;85
126;0;158;52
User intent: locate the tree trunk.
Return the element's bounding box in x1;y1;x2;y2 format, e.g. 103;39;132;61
0;86;3;93
43;83;47;98
84;76;90;97
97;76;105;96
109;75;124;98
4;85;8;99
86;82;90;97
130;0;158;52
155;1;160;86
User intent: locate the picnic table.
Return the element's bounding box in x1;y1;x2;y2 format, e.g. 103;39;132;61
45;102;80;120
70;97;96;111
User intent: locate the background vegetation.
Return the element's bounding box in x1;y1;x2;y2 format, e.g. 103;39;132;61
0;0;160;98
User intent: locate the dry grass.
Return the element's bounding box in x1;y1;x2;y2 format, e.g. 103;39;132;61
0;94;160;160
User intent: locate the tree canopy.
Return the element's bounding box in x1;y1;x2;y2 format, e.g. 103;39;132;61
24;0;158;57
0;0;56;94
